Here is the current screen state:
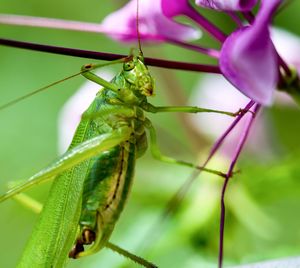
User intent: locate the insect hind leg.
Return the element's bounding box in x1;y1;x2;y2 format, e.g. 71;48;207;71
106;242;158;268
144;118;228;178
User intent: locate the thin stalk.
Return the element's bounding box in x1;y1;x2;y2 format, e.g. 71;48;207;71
242;11;255;24
225;11;244;28
218;104;260;268
0;14;107;33
0;38;221;73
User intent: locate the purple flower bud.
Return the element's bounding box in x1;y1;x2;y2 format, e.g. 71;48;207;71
195;0;257;11
219;0;282;105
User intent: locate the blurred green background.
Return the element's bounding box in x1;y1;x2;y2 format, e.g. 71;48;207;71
1;0;300;267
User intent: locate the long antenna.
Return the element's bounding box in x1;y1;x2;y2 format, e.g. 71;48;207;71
136;0;143;55
0;72;82;111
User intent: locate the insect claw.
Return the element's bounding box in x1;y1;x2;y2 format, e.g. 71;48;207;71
227;169;241;179
234;108;256;117
232;169;241;175
69;239;84;259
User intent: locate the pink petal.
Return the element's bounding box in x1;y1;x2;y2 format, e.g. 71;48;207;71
195;0;257;11
161;0;192;17
219;0;282;105
100;0;200;43
161;0;227;42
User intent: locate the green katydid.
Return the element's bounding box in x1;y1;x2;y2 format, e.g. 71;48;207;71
0;51;238;268
0;3;241;267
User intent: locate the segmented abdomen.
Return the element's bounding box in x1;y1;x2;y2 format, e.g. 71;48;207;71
79;141;136;248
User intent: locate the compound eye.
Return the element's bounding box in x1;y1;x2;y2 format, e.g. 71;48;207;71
123;61;135;71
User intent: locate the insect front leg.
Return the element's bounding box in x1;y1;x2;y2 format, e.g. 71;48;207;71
80;60;144;104
80;58;135;95
81;61;121;92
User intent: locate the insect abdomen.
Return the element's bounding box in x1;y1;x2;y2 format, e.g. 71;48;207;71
71;142;136;257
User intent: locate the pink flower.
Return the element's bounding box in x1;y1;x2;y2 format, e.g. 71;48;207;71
100;0;200;43
189;27;300;158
